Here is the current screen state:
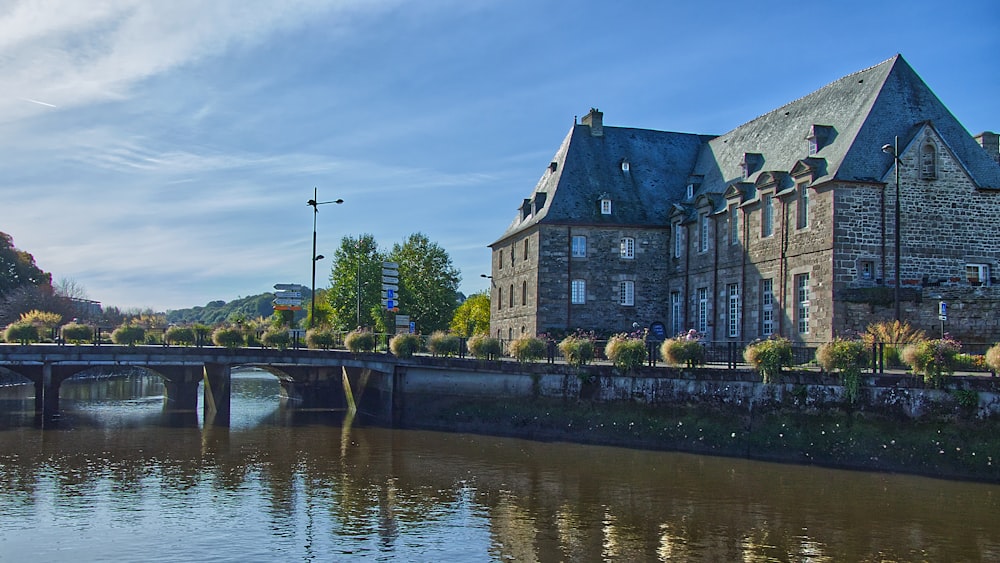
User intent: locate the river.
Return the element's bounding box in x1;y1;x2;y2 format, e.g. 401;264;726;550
0;371;997;562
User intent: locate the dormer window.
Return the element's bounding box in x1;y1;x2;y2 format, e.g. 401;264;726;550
807;134;818;155
601;198;612;215
621;159;630;172
740;153;763;179
921;143;937;180
807;125;832;155
686;184;694;199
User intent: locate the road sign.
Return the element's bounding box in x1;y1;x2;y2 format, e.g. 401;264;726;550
273;305;302;311
386;299;396;309
275;291;302;299
385;288;395;299
382;283;398;292
382;262;398;270
382;276;398;285
274;283;303;291
273;298;303;306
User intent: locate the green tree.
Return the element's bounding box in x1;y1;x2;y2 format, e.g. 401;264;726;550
328;234;385;331
389;233;460;334
0;231;52;299
450;291;490;337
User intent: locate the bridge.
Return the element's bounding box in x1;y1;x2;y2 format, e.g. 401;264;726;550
0;344;401;425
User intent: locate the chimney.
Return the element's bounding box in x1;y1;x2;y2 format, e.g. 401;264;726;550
974;132;1000;165
581;108;603;137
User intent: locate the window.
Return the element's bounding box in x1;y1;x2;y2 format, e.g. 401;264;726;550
699;213;709;252
621;159;630;172
728;284;740;338
601;199;612;215
697;287;708;334
967;263;991;287
807;134;818;156
620;281;635;306
620;237;635;259
860;260;874;280
674;224;684;258
686;184;694;199
730;207;739;245
670;291;683;337
796;273;811;334
571;279;586;304
761;194;774;237
921;144;937;179
796;183;809;229
510;247;514;267
509;284;514;308
498;250;503;269
522;281;527;305
571;235;587;258
497;286;503;310
523;239;529;260
761;279;774;337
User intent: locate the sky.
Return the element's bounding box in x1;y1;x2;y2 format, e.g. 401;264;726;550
1;0;997;312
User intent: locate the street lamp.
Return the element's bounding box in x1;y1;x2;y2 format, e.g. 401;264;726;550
882;137;901;321
307;188;343;329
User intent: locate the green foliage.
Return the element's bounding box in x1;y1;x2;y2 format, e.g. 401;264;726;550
0;231;52;300
558;335;595;367
193;324;212;345
4;321;38;344
212;327;244;349
261;328;291;349
389;333;423;358
164;326;195;346
468;334;502;359
509;334;546;362
328;234;385;331
660;338;705;368
389;233;461;334
953;353;987;372
19;309;62;329
166;293;283;326
952;389;979;411
816;338;870;403
345;329;376;353
305;288;334;329
985;343;1000;373
901;338;961;388
61;322;93;344
450;291;490;337
111;324;145;346
744;338;793;384
306;328;337;350
427;331;461;357
604;335;647;372
863;320;926;368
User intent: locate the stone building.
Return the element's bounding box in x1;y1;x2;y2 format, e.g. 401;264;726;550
488;55;1000;345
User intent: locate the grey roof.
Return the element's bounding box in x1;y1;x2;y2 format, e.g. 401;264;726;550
492;124;710;245
692;55;1000;196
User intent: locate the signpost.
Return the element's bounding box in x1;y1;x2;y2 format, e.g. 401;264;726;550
273;284;304;311
382;262;399;312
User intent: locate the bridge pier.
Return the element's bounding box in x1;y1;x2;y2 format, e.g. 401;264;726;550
280;366;346;410
158;366;203;413
33;362;60;420
203;363;231;426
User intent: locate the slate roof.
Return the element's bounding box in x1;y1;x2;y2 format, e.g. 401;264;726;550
494;55;1000;244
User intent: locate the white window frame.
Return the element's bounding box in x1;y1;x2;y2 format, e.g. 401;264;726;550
967;263;991;287
699;213;709;253
571;235;587;258
697;287;708;334
796;273;811;334
674;224;683;258
620;281;635;306
571;279;586;304
728;283;740;338
620;237;635;259
670;291;683;337
761;278;774;337
601;199;612;215
730;207;739;245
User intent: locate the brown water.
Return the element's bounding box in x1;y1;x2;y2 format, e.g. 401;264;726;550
0;372;997;562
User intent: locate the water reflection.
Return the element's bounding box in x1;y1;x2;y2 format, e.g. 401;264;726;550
0;372;997;561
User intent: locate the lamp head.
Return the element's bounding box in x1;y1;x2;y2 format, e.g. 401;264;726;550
881;144;894;155
315;254;325;261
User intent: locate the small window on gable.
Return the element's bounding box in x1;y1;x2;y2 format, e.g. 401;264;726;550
807;134;818;156
601;198;612;215
686;184;694;199
967;263;991;287
621;159;630;172
921;143;937;180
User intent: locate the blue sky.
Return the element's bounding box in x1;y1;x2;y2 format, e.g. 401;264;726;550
1;0;997;312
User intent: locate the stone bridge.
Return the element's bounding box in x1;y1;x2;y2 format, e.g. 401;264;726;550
0;344;400;425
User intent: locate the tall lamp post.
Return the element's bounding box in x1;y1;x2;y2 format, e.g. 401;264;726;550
307;188;343;329
882;137;902;321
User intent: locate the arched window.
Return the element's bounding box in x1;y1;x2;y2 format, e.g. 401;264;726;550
921;143;937;179
522;281;527;305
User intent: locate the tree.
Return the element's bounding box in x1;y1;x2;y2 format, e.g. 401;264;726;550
450;291;490;337
327;234;385;331
0;231;51;299
389;233;460;334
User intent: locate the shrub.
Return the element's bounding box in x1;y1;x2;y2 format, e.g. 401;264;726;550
816;338;869;403
660;338;705;368
604;334;647;372
261;328;291;349
306;328;337;350
4;321;39;344
390;333;424;358
954;353;987;372
901;337;961;388
19;310;62;330
61;322;94;344
345;329;376;353
111;324;145;346
212;327;245;349
985;343;1000;373
193;324;213;346
744;338;793;383
863;320;926;368
427;331;461;357
558;335;595;367
509;335;546;362
468;335;502;359
164;326;196;346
